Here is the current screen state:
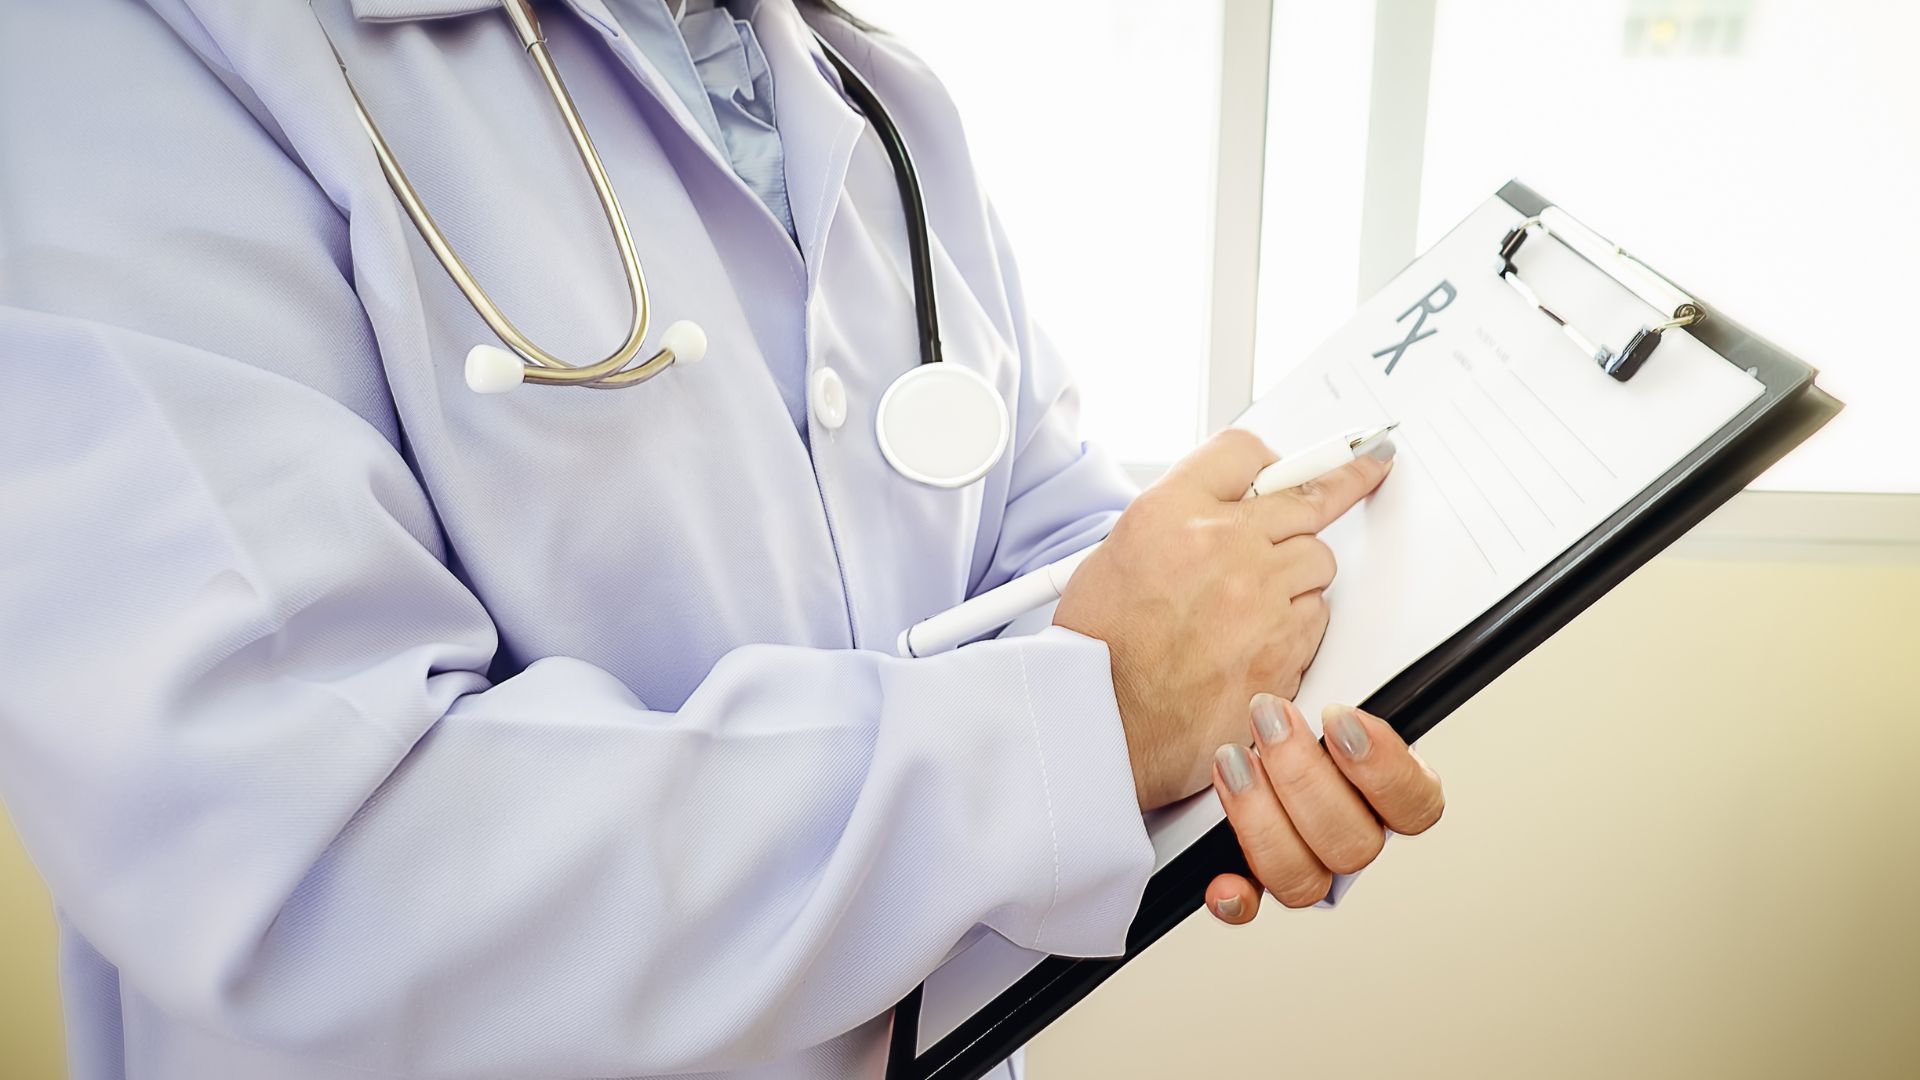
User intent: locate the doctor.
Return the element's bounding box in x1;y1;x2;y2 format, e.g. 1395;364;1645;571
0;1;1443;1078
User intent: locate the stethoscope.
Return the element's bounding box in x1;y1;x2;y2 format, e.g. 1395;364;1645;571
321;0;1011;489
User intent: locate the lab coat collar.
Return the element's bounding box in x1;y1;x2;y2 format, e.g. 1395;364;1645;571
348;0;766;222
346;0;713;22
349;0;495;20
349;0;868;273
345;0;668;24
747;0;865;274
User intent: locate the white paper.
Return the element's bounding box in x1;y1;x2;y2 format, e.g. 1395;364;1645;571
915;195;1765;1054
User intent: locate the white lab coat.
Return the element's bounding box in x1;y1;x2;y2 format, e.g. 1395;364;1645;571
0;1;1154;1076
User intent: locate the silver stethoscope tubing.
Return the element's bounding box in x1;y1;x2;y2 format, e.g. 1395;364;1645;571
322;0;674;389
320;0;1010;487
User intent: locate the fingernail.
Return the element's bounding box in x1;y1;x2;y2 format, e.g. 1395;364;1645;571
1214;744;1254;794
1215;895;1244;919
1365;436;1397;463
1326;706;1371;760
1251;693;1291;745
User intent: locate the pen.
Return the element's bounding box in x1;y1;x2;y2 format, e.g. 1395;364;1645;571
895;423;1398;658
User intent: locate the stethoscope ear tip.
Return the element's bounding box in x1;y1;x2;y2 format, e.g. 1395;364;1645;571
660;320;708;367
465;344;527;394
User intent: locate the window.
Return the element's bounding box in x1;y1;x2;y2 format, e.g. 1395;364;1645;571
1414;0;1919;492
848;0;1225;464
859;0;1915;505
1251;1;1377;399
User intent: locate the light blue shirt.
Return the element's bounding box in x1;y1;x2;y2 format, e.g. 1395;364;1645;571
0;2;1151;1079
615;0;798;240
615;0;814;431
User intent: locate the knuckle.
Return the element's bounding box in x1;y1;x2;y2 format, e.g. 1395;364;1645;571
1237;825;1306;890
1312;538;1337;580
1123;485;1171;522
1302;594;1331;627
1222;568;1260;608
1321;828;1387;876
1238;834;1289;887
1272;868;1334;909
1108;511;1148;548
1267;753;1328;795
1281;489;1324;527
1375;767;1446;834
1212;427;1272;458
1397;789;1447;835
1260;749;1317;791
1189;515;1235;557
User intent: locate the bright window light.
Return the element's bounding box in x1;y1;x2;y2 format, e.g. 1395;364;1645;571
1251;0;1377;396
1417;0;1920;493
840;0;1225;465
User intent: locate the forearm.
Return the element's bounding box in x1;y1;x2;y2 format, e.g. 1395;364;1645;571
0;312;1151;1076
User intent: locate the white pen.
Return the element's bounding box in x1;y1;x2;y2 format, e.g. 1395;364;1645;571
895;423;1399;658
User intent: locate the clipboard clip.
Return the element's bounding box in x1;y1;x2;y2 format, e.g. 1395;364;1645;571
1495;209;1704;382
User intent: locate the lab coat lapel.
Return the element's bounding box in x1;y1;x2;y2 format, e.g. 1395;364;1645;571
349;0;746;190
561;0;745;181
349;0;494;18
749;0;865;278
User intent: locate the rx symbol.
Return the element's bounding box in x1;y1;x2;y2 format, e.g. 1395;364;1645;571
1372;280;1456;375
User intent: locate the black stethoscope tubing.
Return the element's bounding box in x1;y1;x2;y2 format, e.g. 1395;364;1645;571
813;33;944;368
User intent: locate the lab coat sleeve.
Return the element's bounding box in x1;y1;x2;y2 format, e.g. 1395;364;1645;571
0;10;1152;1078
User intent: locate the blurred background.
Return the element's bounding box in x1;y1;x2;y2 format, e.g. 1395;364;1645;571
4;0;1916;1076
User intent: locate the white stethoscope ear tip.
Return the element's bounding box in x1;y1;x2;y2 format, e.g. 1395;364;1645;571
660;320;708;367
465;344;527;394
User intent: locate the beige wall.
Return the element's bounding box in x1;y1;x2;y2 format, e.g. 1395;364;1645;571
1031;554;1920;1078
1;780;63;1079
4;554;1917;1078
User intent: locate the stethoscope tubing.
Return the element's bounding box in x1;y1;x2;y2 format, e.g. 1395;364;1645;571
810;34;943;368
318;0;943;388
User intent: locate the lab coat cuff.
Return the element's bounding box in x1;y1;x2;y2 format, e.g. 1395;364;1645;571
1001;626;1154;957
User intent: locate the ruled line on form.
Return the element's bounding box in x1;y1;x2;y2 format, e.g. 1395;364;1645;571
1507;368;1618;480
1449;400;1557;528
1468;379;1585;503
1395;428;1498;575
1423;420;1523;550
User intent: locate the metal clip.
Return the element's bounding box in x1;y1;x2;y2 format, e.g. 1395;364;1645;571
1496;213;1704;382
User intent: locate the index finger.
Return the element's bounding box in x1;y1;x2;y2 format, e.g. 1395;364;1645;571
1244;441;1394;541
1166;428;1280;501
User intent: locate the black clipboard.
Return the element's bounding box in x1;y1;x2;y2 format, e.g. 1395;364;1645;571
886;180;1844;1080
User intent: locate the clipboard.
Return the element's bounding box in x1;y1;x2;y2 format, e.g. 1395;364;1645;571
886;180;1843;1080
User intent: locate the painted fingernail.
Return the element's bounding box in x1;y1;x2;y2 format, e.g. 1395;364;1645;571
1251;693;1290;745
1215;744;1254;794
1365;437;1397;463
1215;895;1244;919
1326;706;1371;760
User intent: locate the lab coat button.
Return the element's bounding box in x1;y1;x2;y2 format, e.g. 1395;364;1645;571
811;367;848;430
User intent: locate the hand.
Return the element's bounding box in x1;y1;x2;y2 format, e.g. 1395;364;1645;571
1205;698;1443;919
1053;428;1392;811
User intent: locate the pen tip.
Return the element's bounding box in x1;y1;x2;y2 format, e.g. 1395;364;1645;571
1351;421;1399;447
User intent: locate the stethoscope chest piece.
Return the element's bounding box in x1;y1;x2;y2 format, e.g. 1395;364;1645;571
874;364;1010;489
